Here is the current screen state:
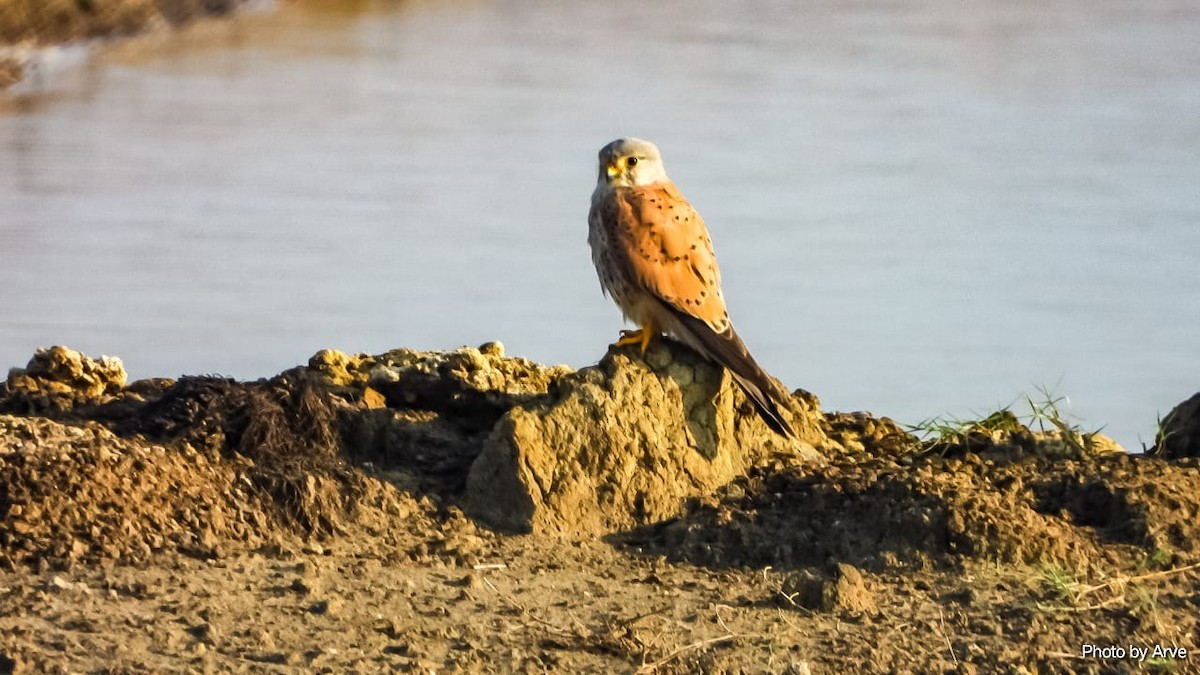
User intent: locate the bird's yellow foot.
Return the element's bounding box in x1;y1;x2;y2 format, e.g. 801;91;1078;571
615;326;656;354
614;329;644;347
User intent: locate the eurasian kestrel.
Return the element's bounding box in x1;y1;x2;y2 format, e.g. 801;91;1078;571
588;137;796;437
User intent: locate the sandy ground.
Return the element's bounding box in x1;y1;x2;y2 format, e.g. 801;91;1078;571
2;518;1198;674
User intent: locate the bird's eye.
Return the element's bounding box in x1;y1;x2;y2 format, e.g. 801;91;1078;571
627;157;639;167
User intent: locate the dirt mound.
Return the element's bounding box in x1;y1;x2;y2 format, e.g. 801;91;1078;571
0;342;572;568
109;373;391;537
4;342;1197;589
0;357;427;567
1032;456;1200;554
779;562;878;614
0;414;273;566
621;444;1200;573
464;340;828;535
315;343;575;496
1152;391;1200;459
316;341;836;538
1;339;838;565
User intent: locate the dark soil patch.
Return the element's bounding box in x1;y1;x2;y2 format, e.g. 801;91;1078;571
619;451;1200;575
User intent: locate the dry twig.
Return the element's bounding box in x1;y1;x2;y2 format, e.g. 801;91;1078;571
635;634;737;674
1036;594;1126;614
937;608;958;667
1037;561;1200;613
481;577;589;638
1075;561;1200;599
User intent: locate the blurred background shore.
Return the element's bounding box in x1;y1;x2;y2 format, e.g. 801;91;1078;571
0;0;247;87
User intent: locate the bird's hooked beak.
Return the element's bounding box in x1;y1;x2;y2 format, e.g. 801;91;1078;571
605;161;621;180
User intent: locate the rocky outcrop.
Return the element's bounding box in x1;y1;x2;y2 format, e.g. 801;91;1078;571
310;343;570;430
310;341;832;535
1152;392;1200;459
311;343;574;494
463;341;829;536
782;563;877;614
2;345;127;413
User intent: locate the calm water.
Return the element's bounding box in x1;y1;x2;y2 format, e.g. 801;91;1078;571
2;0;1198;450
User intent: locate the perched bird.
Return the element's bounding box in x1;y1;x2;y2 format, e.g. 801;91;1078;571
587;137;796;438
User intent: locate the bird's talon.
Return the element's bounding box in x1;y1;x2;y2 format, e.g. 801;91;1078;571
613;326;657;353
614;329;645;348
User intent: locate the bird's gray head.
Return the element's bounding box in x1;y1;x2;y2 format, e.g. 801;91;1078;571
596;137;669;189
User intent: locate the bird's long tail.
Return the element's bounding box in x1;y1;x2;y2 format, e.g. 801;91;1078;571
668;309;797;438
727;370;796;438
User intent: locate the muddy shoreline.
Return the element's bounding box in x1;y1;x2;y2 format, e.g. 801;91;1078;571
0;0;249;89
1;344;1198;672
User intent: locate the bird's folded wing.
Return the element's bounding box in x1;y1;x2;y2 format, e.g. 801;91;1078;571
604;183;730;332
